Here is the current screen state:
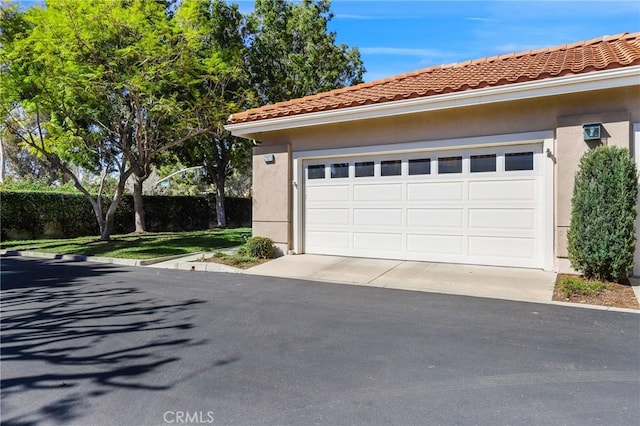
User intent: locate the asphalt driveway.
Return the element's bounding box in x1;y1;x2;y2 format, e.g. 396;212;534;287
1;256;639;425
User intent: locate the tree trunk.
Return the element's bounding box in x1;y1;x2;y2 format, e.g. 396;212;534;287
100;169;130;240
53;157;112;241
100;215;113;241
79;179;123;242
88;198;106;241
101;200;118;240
84;172;129;241
0;131;5;183
133;174;146;233
215;169;227;228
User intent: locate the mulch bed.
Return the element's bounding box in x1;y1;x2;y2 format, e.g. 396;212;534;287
200;256;270;269
552;274;639;310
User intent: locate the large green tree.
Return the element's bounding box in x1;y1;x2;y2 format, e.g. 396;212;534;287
171;0;365;227
247;0;365;104
169;0;254;228
2;0;365;235
1;0;222;239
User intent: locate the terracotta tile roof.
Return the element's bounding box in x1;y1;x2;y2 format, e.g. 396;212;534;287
228;32;640;125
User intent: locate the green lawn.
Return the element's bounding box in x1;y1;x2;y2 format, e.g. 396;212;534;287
0;228;251;260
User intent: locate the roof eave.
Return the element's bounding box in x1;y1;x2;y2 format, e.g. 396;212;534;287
225;66;640;140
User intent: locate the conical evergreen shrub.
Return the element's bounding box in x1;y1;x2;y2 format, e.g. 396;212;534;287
567;145;638;282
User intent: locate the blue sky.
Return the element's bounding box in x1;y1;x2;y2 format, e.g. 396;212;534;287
325;0;640;82
18;1;640;82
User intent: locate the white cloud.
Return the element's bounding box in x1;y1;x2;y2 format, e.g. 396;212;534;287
464;17;498;23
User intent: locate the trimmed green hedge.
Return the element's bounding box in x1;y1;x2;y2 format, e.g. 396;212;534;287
1;191;251;240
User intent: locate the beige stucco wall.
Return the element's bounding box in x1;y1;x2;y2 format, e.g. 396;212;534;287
252;144;291;254
249;85;640;265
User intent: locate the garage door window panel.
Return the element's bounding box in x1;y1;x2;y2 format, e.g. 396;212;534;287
381;160;402;176
331;163;350;178
470;154;496;173
438;156;462;174
308;164;326;179
505;152;534;171
355;161;374;177
409;158;431;175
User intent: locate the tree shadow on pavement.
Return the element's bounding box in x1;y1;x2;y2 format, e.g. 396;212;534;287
0;257;207;426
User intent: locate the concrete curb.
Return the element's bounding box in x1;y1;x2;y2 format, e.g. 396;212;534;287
546;300;640;314
1;250;146;266
0;249;244;273
165;261;242;273
138;252;207;266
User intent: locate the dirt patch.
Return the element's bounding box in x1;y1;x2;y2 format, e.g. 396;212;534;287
552;274;639;310
200;256;270;270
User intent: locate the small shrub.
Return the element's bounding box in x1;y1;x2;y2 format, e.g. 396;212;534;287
559;275;608;297
245;236;275;259
567;146;637;282
236;246;248;256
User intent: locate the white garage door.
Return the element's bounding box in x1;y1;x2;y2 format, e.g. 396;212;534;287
303;144;544;268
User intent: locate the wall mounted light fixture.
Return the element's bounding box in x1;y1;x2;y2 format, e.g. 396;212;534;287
583;123;602;141
263;153;275;164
